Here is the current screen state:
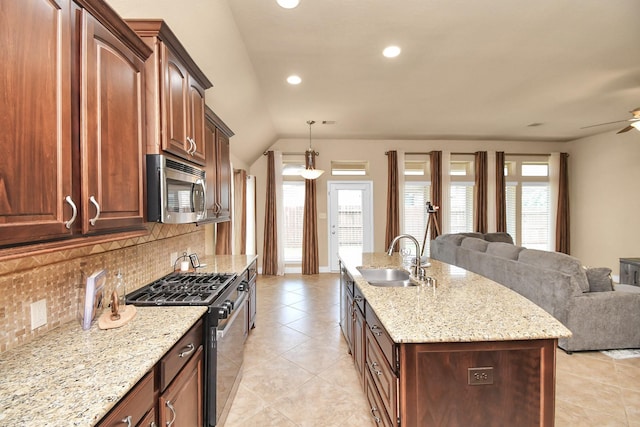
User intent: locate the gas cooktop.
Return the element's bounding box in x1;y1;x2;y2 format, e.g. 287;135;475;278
126;272;237;306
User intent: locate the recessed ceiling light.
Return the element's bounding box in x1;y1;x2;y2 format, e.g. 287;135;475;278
383;46;401;58
287;75;302;85
277;0;300;9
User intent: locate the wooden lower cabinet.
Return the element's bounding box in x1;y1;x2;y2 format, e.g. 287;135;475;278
97;319;204;427
400;339;557;427
341;280;557;427
159;345;204;427
96;370;155;427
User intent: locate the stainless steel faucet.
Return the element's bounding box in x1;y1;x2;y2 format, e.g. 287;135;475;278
386;234;421;277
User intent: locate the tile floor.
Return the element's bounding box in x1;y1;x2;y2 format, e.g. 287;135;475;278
224;273;640;427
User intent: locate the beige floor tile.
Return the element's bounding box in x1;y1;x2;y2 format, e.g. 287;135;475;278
225;273;640;427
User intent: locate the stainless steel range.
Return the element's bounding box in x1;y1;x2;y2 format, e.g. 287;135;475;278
127;271;248;427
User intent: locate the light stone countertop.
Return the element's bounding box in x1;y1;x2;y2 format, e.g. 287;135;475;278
0;254;258;426
340;252;572;344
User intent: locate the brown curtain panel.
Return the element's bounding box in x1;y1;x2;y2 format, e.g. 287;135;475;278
262;151;279;275
234;169;247;255
384;151;400;251
429;151;442;238
556;153;570;254
302;151;319;274
474;151;488;233
495;151;507;233
215;221;232;254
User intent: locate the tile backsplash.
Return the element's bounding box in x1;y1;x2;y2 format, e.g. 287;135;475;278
0;223;206;354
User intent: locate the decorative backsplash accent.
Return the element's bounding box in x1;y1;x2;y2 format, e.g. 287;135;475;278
0;223;206;353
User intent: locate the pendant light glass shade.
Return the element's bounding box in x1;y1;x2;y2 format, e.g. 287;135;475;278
631;120;640;130
301;120;324;180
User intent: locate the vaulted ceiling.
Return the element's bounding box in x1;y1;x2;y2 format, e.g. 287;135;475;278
110;0;640;165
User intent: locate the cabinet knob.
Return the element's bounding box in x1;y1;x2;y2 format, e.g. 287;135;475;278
120;415;132;427
64;196;77;229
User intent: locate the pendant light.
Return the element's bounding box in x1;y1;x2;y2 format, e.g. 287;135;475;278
300;120;324;180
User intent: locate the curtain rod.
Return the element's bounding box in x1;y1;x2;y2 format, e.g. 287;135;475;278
263;151;319;156
385;151;433;155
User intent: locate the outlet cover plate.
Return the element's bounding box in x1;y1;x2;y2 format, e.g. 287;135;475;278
468;367;494;385
30;299;47;330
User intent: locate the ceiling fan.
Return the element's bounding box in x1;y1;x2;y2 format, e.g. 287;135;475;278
581;108;640;134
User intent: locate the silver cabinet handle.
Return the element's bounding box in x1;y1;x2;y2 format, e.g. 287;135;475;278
178;343;195;358
186;137;196;155
165;400;176;427
370;361;382;376
370;407;382;424
64;196;77;229
89;195;100;226
191;138;198;155
371;325;383;336
120;415;132;427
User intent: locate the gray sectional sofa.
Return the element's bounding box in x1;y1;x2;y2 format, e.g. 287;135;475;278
431;232;640;352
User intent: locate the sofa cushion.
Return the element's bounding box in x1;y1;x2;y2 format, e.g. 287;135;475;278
461;237;489;252
486;242;524;260
460;232;484;239
518;249;590;292
585;267;613;292
436;234;467;246
484;232;514;244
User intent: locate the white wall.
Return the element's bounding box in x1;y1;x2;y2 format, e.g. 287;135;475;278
567;131;640;271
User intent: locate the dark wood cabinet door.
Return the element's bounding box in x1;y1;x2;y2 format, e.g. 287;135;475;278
204;118;218;219
188;76;206;165
162;45;189;159
80;10;146;234
215;130;232;220
353;304;366;386
0;0;74;247
159;345;204;427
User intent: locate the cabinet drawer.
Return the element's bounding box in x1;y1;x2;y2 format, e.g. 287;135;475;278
160;318;203;391
365;367;396;427
97;370;155;427
366;328;398;423
365;304;396;370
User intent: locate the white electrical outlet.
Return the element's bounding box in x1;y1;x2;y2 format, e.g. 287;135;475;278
30;299;47;330
170;252;177;267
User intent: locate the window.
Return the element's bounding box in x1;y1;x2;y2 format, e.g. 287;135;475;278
402;155;432;255
282;181;305;262
403;182;431;256
331;161;369;176
505;158;551;250
449;156;474;234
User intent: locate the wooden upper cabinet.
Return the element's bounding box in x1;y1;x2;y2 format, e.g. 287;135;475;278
0;0;151;251
204;106;234;222
127;20;213;166
0;0;74;247
80;9;147;234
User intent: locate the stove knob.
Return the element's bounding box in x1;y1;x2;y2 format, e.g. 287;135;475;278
218;307;229;319
224;299;234;310
237;283;246;292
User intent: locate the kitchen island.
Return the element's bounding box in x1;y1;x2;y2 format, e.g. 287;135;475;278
339;252;572;427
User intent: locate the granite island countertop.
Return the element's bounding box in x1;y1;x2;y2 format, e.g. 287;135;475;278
0;254;258;426
340;252;572;344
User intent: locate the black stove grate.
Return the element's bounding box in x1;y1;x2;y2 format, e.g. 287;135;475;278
127;272;237;306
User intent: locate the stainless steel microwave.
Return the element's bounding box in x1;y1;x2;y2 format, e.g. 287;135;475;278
146;154;206;224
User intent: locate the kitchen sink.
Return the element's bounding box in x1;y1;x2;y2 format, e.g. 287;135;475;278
356;267;416;287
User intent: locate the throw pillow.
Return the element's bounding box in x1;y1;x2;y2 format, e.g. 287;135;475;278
585;267;613;292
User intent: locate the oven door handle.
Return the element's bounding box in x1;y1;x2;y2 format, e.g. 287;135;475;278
217;292;248;339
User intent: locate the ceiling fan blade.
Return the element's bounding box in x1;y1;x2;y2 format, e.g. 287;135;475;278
617;125;634;134
580;119;629;129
